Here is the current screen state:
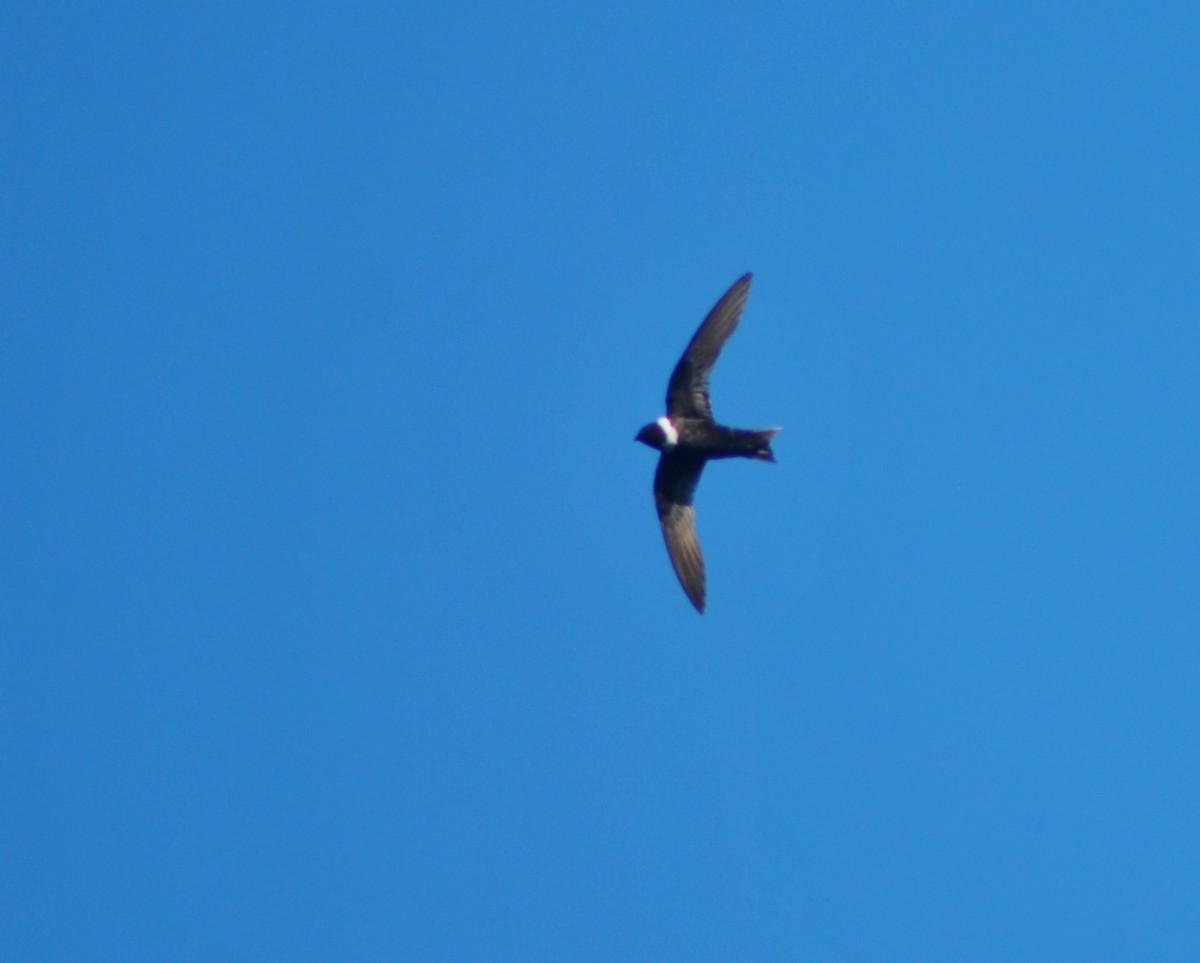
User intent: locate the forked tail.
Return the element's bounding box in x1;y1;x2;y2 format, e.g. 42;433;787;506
746;426;781;462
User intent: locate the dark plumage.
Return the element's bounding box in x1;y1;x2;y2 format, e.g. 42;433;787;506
635;273;780;613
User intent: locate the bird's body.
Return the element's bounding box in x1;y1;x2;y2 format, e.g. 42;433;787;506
635;273;780;613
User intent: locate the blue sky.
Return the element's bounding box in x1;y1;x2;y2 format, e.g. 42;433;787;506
4;2;1199;959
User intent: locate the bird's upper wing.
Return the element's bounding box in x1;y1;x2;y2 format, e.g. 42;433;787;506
665;273;752;421
653;452;708;613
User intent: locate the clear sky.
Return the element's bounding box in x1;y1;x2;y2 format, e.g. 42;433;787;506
4;2;1198;959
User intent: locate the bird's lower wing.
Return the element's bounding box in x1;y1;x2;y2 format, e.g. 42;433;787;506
658;500;706;613
654;455;707;613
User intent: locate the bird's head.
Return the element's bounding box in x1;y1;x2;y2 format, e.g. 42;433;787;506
635;416;678;451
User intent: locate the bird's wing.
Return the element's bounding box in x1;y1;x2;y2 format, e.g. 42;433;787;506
653;453;708;613
665;273;752;421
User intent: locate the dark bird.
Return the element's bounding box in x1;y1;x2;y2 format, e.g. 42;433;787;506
635;273;780;613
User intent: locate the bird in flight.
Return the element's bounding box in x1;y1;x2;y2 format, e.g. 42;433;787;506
635;273;780;613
